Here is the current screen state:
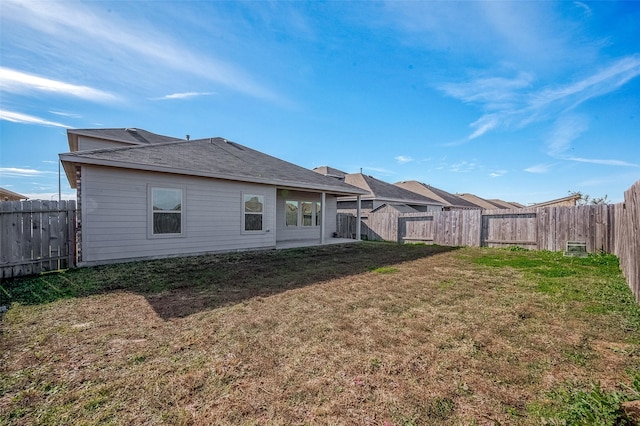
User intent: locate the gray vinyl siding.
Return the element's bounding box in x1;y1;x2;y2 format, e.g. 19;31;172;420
276;190;338;241
80;166;276;265
78;136;131;151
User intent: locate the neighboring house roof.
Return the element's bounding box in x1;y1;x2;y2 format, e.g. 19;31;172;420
312;166;347;180
370;203;419;214
394;181;480;209
456;193;507;210
339;173;443;206
487;199;524;209
67;128;184;151
529;194;582;208
0;187;28;201
60;138;368;196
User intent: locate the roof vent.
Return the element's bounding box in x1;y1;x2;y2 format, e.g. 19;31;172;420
186;134;190;141
126;128;138;133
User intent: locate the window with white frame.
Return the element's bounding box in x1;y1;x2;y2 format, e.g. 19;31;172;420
285;200;321;227
151;187;183;235
243;194;264;232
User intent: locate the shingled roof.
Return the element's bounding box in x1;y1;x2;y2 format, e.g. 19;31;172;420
67;128;183;151
394;181;479;209
341;173;443;205
60;138;367;195
0;187;28;201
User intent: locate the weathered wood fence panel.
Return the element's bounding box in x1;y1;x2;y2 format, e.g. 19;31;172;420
0;200;77;279
612;181;640;302
481;209;537;248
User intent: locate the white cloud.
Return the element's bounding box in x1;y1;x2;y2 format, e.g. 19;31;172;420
573;1;592;17
394;155;413;164
489;170;507;178
440;55;640;142
49;110;82;118
0;110;70;128
544;115;637;167
152;92;216;100
567;157;638;167
546;114;589;157
21;191;77;201
468;115;499;140
524;164;552;173
439;72;533;110
0;167;56;177
363;166;395;176
0;67;117;102
449;161;478;173
2;0;280;102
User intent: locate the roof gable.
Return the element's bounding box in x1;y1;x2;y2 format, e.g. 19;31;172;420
60;138;367;195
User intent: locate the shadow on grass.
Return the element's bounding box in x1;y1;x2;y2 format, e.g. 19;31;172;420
0;242;458;320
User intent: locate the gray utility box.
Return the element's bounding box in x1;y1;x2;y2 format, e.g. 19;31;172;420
565;241;588;257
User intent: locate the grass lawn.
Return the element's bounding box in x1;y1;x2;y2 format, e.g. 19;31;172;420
1;242;639;425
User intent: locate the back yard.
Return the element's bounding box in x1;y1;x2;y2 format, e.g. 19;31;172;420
1;243;639;425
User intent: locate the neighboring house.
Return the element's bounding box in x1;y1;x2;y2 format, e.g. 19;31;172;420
456;193;514;210
313;168;444;214
394;181;480;211
0;187;28;201
60;130;367;266
529;194;582;208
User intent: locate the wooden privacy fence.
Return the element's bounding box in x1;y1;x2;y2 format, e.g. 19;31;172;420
0;200;77;279
337;179;640;301
612;180;640;302
338;204;614;252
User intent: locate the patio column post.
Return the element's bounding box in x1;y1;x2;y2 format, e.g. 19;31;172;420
356;195;361;240
320;192;326;244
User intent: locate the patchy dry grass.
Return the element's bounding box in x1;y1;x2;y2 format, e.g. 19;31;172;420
1;243;639;425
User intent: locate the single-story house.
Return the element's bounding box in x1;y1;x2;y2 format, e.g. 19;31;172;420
394;181;480;211
313;168;444;215
0;188;28;201
60;130;367;266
